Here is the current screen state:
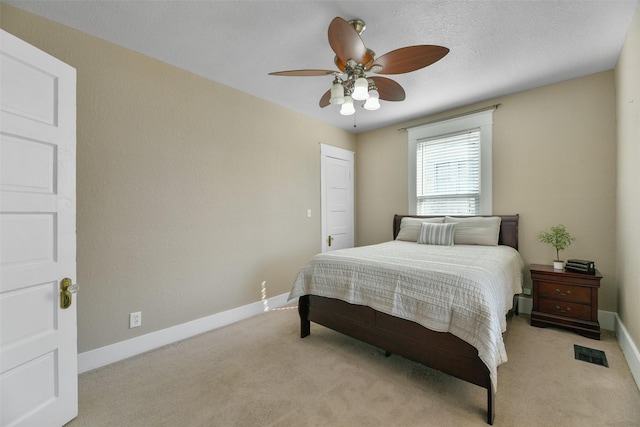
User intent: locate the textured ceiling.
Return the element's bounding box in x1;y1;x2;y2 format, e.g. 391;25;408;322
5;0;638;133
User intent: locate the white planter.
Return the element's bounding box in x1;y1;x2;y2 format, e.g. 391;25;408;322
553;260;564;270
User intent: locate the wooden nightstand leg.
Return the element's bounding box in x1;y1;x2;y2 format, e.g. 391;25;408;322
577;329;601;340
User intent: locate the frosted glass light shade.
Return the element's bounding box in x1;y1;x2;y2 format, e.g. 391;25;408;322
329;82;345;105
363;90;380;110
351;77;369;100
340;96;355;115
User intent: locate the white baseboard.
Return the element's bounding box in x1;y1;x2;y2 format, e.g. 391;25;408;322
516;295;616;331
615;314;640;391
598;310;616;331
516;295;533;316
80;292;639;394
78;292;292;374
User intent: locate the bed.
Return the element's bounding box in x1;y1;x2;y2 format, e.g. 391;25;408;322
289;214;522;424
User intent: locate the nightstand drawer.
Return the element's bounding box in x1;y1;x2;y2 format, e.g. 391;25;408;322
537;281;591;303
537;298;592;321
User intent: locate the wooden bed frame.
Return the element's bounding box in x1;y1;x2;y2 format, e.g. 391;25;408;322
298;214;519;425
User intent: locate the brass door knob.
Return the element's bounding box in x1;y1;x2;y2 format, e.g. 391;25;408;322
60;278;79;309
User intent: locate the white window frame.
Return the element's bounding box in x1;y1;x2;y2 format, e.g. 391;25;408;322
408;110;494;215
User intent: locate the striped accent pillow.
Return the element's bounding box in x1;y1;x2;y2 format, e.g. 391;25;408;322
417;222;456;245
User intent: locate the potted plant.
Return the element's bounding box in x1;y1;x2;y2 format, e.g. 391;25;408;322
538;224;575;269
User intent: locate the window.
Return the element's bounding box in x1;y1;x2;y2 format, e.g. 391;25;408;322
416;130;481;214
408;110;494;215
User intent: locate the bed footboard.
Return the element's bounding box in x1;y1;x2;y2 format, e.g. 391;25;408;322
299;294;496;425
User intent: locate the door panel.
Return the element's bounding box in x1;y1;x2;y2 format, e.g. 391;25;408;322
1;281;57;346
321;144;354;252
0;49;57;125
1;135;56;194
327;158;349;248
1;351;58;425
0;29;77;427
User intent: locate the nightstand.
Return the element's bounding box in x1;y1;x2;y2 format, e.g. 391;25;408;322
530;264;602;340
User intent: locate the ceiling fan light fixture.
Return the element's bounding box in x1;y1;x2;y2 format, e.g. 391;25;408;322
364;90;380;110
351;76;370;100
340;96;355;115
329;81;345;104
269;17;449;118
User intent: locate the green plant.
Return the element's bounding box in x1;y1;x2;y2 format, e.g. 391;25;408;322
538;224;575;261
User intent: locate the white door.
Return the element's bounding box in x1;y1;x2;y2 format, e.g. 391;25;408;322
320;144;354;252
0;30;78;426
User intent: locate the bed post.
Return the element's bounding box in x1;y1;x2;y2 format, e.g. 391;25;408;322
299;295;310;338
487;383;495;425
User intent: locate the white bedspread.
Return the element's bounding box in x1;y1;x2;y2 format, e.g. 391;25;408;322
288;240;524;390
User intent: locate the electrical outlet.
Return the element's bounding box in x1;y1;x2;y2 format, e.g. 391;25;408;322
129;311;141;328
523;288;532;296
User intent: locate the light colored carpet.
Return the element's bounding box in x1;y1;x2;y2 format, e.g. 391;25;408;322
67;306;640;426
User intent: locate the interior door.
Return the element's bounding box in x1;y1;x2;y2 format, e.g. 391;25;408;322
321;144;354;252
0;29;78;426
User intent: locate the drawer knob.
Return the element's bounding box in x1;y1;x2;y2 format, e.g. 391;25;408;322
555;305;571;313
555;289;571;296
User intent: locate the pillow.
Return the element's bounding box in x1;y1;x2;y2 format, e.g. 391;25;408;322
417;222;456;245
395;217;444;241
444;216;502;246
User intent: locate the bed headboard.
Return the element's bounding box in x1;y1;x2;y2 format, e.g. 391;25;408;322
393;214;519;250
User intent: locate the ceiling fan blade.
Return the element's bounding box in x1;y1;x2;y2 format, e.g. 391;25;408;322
328;17;367;65
370;77;405;101
269;69;338;77
369;45;449;75
319;90;331;108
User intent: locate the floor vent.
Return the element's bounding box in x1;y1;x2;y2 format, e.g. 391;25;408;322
574;344;608;367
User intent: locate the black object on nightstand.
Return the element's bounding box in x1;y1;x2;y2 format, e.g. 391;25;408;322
530;264;602;340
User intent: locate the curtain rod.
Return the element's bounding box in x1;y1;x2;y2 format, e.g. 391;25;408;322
397;103;501;132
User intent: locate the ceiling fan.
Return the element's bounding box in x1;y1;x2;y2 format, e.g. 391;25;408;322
269;17;449;115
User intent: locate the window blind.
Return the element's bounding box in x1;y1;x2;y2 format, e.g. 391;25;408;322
416;129;481;215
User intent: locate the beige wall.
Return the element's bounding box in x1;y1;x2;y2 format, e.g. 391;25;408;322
1;3;635;355
356;71;618;312
615;7;640;354
1;5;356;352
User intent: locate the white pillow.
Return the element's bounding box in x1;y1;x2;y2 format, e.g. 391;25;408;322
417;222;456;245
444;216;502;246
395;217;444;242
